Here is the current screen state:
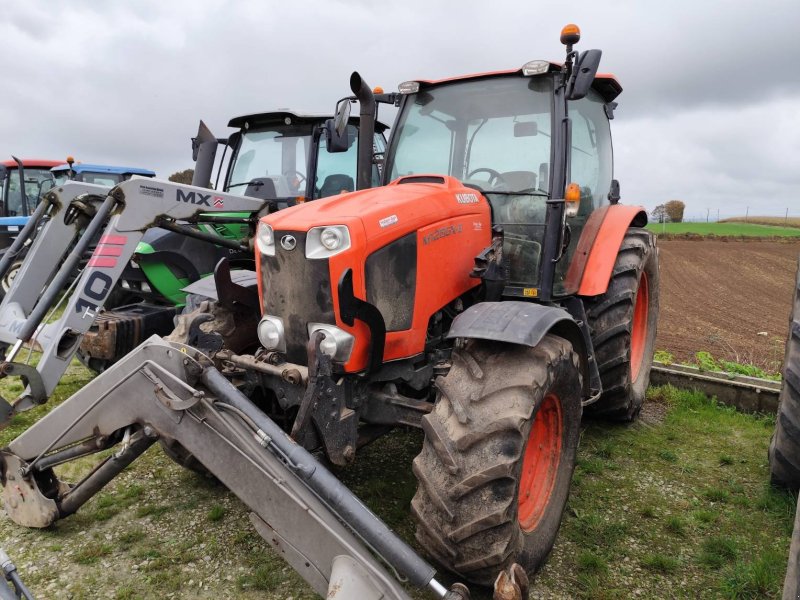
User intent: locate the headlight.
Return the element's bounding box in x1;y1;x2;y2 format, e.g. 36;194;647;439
257;222;275;256
320;227;344;250
306;225;351;259
308;323;355;362
257;315;285;352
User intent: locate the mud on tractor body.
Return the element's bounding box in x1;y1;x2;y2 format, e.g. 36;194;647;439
0;26;659;598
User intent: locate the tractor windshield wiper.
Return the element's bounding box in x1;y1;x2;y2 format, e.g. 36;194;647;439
226;180;264;189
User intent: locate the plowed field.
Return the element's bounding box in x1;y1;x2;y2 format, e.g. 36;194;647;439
656;239;800;371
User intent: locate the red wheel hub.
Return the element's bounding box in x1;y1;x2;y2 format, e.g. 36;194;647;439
518;394;562;533
630;271;650;382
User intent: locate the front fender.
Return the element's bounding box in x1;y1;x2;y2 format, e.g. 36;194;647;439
567;204;648;297
447;301;588;395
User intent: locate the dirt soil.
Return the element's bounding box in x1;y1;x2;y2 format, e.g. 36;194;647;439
656;239;800;372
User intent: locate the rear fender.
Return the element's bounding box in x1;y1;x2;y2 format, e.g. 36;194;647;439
566;204;648;297
447;301;589;397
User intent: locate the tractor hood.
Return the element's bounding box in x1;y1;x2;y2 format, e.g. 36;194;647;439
260;174;488;250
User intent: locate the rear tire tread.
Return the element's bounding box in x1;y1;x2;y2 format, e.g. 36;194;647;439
770;270;800;490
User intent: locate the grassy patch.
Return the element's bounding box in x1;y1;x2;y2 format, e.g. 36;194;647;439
692;350;781;381
664;515;687;537
577;550;608;575
74;543;113;565
722;549;786;598
642;553;680;573
535;386;793;598
721;216;800;229
647;221;800;237
699;536;738;569
208;505;225;522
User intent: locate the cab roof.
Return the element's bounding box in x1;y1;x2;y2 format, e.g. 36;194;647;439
50;163;156;177
228;110;389;132
1;159;62;169
415;63;622;102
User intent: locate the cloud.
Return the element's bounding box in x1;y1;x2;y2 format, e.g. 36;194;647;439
0;0;797;218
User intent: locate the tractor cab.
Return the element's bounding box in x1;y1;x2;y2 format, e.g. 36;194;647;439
224;111;388;208
0;159;61;219
50;160;156;187
384;64;620;298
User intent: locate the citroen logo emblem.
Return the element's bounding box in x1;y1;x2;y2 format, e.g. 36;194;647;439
281;235;297;251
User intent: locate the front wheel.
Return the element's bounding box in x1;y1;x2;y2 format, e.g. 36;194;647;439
411;335;582;585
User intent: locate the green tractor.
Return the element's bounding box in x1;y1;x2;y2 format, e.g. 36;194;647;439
78;110;388;371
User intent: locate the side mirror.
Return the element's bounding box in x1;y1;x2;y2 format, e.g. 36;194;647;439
325;99;351;153
567;49;602;100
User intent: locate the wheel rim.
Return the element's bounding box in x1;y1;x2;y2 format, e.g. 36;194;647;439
2;262;20;293
518;394;562;533
630;271;650;382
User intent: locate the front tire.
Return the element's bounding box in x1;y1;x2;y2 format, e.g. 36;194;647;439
411;335;582;585
584;228;659;420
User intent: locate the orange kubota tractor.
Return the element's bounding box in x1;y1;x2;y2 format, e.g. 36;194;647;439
0;25;658;598
249;23;659;582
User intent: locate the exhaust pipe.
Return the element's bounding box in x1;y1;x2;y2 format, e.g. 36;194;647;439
349;72;376;191
11;157;28;217
191;120;218;189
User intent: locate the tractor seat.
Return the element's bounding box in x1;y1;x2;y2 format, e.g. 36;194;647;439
319;174;354;199
244;177;277;200
501;170;537;192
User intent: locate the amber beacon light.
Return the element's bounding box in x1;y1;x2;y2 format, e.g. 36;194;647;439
560;23;581;46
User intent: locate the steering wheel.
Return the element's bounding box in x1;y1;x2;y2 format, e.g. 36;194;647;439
284;170;307;191
467;168;507;189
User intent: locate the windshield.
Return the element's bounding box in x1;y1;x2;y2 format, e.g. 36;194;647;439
1;168;55;216
387;75;553;194
79;172;123;187
226;123;314;199
52;170;123;187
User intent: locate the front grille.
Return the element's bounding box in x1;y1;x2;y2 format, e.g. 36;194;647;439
261;230;334;363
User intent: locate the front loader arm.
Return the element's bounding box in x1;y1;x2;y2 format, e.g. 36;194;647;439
0;337;464;600
0;179;268;425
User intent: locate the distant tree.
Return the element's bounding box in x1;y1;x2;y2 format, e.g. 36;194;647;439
651;204;669;223
168;169;194;185
664;200;686;223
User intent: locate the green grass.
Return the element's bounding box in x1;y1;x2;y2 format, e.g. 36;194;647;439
534;385;794;598
0;371;794;598
646;221;800;237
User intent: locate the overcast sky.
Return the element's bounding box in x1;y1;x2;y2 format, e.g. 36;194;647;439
1;0;798;220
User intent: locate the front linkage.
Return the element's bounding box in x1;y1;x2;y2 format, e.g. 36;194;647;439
0;337;525;599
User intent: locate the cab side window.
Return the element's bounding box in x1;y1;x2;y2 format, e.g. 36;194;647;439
569;90;613;213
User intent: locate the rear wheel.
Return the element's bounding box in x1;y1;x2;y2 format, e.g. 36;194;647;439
769;259;800;490
585;228;659;420
411;335;582;585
